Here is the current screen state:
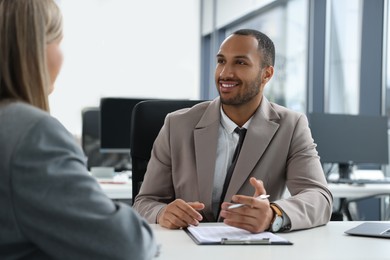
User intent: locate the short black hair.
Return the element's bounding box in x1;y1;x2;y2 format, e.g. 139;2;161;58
232;29;275;67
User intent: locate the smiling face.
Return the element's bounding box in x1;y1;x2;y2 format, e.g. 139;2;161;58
215;34;273;110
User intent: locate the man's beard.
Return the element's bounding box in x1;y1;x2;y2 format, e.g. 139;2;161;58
219;74;262;106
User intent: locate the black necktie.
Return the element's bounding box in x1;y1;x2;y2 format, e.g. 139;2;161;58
219;127;247;210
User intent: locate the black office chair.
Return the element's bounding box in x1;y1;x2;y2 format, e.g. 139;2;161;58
81;106;129;170
81;107;100;170
130;99;205;202
343;193;390;221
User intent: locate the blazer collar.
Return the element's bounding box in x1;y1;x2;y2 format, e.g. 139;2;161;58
193;98;221;221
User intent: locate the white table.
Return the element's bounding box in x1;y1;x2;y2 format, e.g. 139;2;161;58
151;222;389;260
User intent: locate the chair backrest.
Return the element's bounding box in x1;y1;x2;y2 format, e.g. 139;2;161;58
81;106;133;171
130;99;205;202
344;193;390;221
81;107;100;170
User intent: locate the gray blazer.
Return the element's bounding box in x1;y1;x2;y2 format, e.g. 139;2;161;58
133;97;333;231
0;102;157;260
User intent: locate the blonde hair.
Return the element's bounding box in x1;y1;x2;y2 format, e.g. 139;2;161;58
0;0;63;111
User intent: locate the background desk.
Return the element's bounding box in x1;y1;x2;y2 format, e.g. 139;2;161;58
98;179;132;204
328;183;390;220
151;222;389;260
99;180;390;203
328;183;390;199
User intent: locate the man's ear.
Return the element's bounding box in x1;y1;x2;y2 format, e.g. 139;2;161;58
262;66;274;82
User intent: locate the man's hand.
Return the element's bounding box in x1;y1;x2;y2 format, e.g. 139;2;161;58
157;199;205;229
219;177;274;233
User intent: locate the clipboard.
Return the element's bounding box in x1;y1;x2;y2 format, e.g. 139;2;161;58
184;225;293;245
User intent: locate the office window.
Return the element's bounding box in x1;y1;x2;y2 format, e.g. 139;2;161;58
387;0;390;124
326;0;362;114
385;0;390;177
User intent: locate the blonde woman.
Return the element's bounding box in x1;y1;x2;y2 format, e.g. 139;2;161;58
0;0;157;259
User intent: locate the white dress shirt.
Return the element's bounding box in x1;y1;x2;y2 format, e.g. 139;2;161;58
211;107;252;217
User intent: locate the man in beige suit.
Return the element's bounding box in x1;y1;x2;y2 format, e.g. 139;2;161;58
133;29;333;233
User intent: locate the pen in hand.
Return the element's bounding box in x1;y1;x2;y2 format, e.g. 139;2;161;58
227;194;270;209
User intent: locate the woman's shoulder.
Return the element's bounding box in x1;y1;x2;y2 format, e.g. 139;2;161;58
0;101;68;142
1;101;82;165
1;101;49;123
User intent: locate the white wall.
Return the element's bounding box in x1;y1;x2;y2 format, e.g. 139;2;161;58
50;0;200;136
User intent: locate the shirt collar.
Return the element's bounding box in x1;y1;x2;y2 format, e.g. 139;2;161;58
220;106;252;134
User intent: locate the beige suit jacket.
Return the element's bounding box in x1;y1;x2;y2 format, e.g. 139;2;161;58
133;97;333;231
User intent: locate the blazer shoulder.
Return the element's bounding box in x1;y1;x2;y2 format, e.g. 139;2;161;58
1;102;75;155
3;102;48;123
167;100;212;121
268;101;306;122
6;102;68;136
1;102;50;149
170;100;210;114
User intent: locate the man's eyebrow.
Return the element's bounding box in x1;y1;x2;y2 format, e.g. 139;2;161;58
216;54;250;60
234;55;250;60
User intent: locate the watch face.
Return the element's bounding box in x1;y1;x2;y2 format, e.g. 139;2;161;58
272;216;283;232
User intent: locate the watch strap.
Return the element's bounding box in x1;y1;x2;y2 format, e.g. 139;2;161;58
269;203;283;232
270;204;283;217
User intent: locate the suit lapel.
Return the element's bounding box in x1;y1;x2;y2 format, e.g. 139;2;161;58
194;99;220;221
222;97;280;202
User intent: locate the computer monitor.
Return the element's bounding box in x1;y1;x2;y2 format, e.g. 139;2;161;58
308;113;389;180
100;97;150;154
81;107;132;171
